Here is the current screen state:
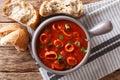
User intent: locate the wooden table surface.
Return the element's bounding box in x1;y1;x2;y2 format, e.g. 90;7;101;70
1;0;120;80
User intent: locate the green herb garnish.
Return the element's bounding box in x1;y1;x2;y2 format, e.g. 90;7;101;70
81;47;87;53
57;54;63;62
65;24;70;30
69;41;74;44
46;42;52;46
76;42;80;46
59;35;64;40
55;45;59;49
57;54;66;66
61;61;66;66
57;54;62;60
45;29;50;33
40;44;44;49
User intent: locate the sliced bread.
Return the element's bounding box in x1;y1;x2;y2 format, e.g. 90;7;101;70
2;0;40;29
0;24;29;51
39;0;83;17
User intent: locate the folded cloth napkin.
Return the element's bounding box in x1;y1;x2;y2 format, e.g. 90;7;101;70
28;0;120;80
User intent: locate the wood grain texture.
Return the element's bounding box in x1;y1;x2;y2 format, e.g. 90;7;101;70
0;72;43;80
0;49;38;72
100;70;120;80
81;0;100;4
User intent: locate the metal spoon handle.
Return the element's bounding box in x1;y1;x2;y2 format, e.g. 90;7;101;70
88;21;113;37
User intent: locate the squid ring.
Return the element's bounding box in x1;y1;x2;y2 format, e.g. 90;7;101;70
58;25;71;37
39;33;48;44
65;43;74;52
54;39;63;47
45;51;57;60
51;61;64;70
52;24;56;30
61;29;71;37
67;57;77;66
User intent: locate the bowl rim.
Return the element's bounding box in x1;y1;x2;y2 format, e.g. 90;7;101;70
32;15;91;75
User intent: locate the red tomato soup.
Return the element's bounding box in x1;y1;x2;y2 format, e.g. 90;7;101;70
37;20;88;71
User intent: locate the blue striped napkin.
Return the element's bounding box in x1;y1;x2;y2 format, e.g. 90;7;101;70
28;0;120;80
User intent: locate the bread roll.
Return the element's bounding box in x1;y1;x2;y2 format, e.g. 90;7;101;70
0;24;29;51
0;24;19;38
2;0;40;29
39;0;83;17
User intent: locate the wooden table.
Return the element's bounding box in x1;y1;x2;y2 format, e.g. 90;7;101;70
1;0;120;80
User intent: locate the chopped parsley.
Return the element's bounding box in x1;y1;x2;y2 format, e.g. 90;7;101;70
57;54;66;66
65;24;70;30
46;42;52;46
45;29;50;33
40;44;44;49
57;54;62;60
55;45;59;49
81;47;87;53
59;35;64;40
57;54;63;62
76;42;80;46
61;61;66;66
69;41;74;44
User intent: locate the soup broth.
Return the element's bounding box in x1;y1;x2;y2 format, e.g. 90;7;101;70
37;20;88;71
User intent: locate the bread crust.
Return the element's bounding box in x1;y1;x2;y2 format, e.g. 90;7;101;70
0;24;19;38
40;1;49;17
2;0;40;29
14;28;29;51
39;0;83;17
28;9;40;29
0;24;29;51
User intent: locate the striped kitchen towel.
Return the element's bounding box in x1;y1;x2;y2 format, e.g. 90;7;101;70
28;0;120;80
